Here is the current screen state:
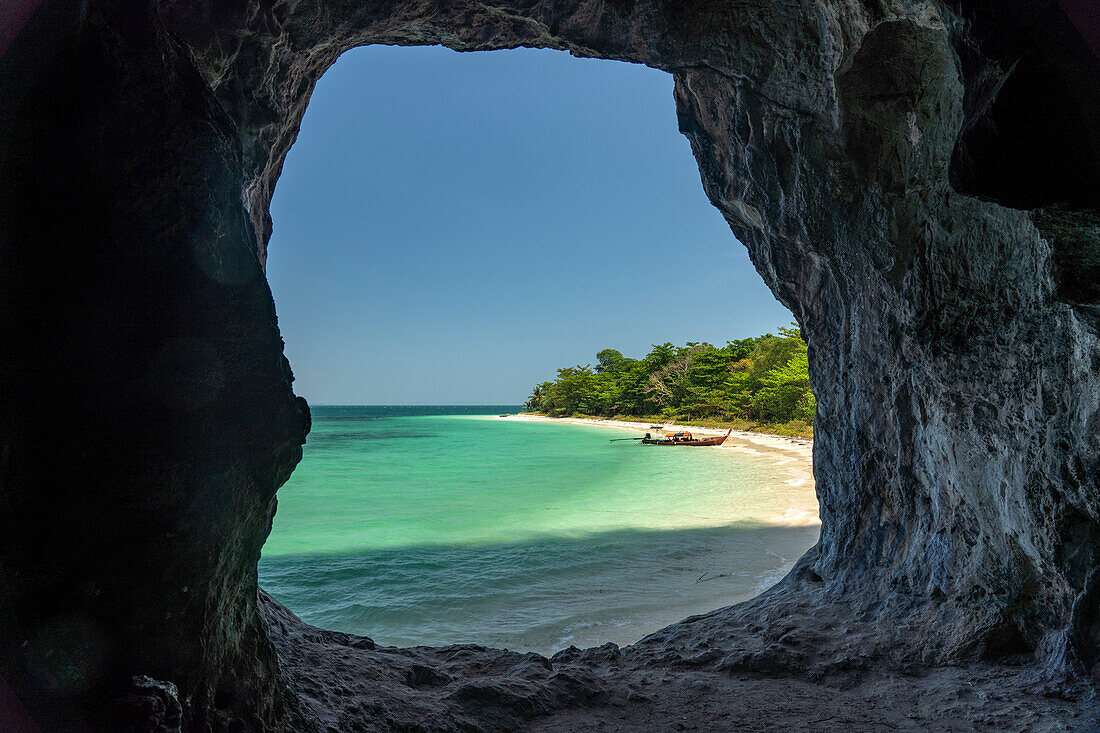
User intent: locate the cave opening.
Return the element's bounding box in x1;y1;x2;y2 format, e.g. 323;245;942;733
3;2;1099;728
257;44;820;654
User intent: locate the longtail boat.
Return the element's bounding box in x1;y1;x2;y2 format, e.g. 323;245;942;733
640;427;733;446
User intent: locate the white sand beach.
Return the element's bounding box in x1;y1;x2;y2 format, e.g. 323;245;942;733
504;414;818;529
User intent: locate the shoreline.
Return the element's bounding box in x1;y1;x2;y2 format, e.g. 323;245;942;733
504;413;818;528
503;413;812;461
505;412;820;607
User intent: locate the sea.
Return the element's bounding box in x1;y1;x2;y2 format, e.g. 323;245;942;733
258;405;820;654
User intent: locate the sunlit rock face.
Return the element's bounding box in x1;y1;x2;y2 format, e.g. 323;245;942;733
1;0;1097;729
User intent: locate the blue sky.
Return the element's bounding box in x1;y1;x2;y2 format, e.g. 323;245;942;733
266;45;792;405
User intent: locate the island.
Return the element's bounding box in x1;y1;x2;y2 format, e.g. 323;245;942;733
524;325;814;439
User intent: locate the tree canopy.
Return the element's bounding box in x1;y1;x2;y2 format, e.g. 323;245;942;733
524;325;815;432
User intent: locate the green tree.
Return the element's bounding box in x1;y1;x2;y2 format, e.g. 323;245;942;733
594;349;626;375
523;323;814;433
546;365;596;415
751;350;814;421
525;382;552;411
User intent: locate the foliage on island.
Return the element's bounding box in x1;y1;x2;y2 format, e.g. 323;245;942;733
524;325;815;438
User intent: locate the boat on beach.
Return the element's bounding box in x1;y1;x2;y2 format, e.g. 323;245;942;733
640;427;733;446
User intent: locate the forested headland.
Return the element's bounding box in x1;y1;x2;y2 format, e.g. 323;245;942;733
523;325;815;438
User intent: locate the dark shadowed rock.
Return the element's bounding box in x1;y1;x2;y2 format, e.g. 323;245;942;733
1;0;1098;730
112;676;183;733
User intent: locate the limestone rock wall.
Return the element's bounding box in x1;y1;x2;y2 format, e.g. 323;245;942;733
1;0;1097;729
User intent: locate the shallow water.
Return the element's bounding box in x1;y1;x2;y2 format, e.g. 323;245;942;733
260;406;819;654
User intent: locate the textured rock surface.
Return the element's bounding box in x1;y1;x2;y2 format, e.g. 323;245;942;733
1;0;1098;730
260;589;1097;732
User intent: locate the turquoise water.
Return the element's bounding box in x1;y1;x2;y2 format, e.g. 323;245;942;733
259;406;819;653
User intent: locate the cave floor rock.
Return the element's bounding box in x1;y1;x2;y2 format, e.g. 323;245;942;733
261;592;1099;732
